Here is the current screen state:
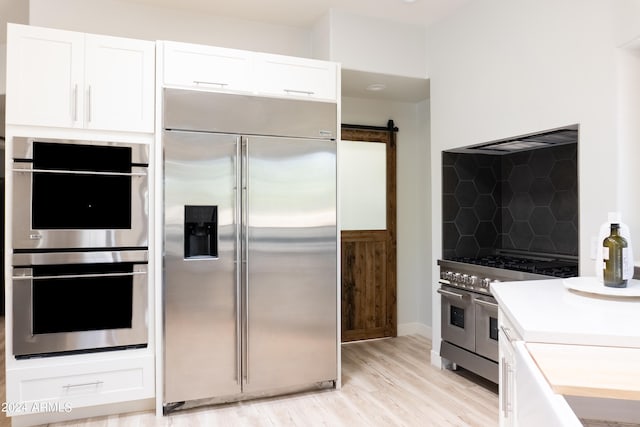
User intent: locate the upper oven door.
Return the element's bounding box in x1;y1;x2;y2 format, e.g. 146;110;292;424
12;138;149;250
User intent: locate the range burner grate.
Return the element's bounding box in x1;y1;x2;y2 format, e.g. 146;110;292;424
450;255;578;278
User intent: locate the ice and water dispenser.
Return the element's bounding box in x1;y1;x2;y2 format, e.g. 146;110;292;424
184;205;218;259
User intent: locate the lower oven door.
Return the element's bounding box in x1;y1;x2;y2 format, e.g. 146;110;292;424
474;295;499;362
12;251;148;357
438;285;475;352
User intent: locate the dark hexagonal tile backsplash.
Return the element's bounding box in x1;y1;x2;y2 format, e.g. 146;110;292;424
442;144;578;257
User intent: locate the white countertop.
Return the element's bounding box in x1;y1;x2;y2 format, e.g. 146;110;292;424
491;279;640;348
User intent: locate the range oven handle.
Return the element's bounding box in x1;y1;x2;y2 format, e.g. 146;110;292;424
474;298;498;309
12;271;147;281
12;168;147;177
436;288;465;300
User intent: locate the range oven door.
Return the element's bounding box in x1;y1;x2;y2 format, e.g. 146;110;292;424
12;251;148;358
474;295;499;362
438;285;475;352
12;137;149;250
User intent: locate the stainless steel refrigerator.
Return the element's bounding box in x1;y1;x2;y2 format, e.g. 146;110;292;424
162;88;338;409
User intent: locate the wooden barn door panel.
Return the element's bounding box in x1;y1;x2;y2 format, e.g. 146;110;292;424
341;124;397;342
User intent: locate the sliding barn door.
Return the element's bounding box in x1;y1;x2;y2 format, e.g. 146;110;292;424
340;123;397;342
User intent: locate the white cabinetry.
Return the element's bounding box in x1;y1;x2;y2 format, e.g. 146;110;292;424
254;53;337;101
498;310;518;427
83;34;154;132
498;307;582;427
161;41;339;102
6;352;154;416
6;25;83;129
6;24;154;132
513;342;582;427
163;41;253;93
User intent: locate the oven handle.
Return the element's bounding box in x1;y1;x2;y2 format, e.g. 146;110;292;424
436;288;465;300
12;271;147;281
474;298;498;309
12;168;147;177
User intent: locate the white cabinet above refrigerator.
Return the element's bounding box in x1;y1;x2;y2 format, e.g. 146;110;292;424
160;41;339;102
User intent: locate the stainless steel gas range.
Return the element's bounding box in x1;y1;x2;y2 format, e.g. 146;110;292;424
437;253;578;383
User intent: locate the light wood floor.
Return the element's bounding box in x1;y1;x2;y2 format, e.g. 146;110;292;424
0;319;500;426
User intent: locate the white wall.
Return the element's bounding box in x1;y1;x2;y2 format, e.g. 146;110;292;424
416;99;431;329
323;9;427;78
311;12;331;61
0;43;6;94
427;0;640;364
342;96;431;336
28;0;312;57
617;44;640;247
0;0;29;43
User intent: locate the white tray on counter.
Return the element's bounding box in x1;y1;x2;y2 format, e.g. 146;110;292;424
564;276;640;297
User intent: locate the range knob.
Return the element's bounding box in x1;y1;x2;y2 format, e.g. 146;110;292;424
481;278;492;288
462;274;470;284
470;275;478;286
446;271;454;281
453;273;462;283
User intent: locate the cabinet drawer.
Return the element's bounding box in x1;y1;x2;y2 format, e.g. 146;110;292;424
21;367;144;402
7;354;154;414
163;41;253;92
255;54;338;101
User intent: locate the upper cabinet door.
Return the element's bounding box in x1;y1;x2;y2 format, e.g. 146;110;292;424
163;41;254;93
254;54;338;101
85;35;155;132
6;24;85;128
6;24;155;133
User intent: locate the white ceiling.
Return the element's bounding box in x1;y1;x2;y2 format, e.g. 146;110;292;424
120;0;468;28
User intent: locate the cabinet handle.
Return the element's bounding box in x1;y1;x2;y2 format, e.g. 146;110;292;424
63;380;104;389
87;85;92;123
283;88;315;96
72;84;78;122
501;359;513;417
501;358;508;417
193;80;229;88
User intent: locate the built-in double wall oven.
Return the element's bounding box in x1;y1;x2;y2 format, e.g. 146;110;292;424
11;137;149;358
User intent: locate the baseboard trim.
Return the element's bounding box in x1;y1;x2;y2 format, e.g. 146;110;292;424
430;349;442;369
397;322;431;339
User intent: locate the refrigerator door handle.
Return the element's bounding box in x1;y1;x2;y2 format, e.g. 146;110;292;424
242;137;250;384
235;136;242;386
